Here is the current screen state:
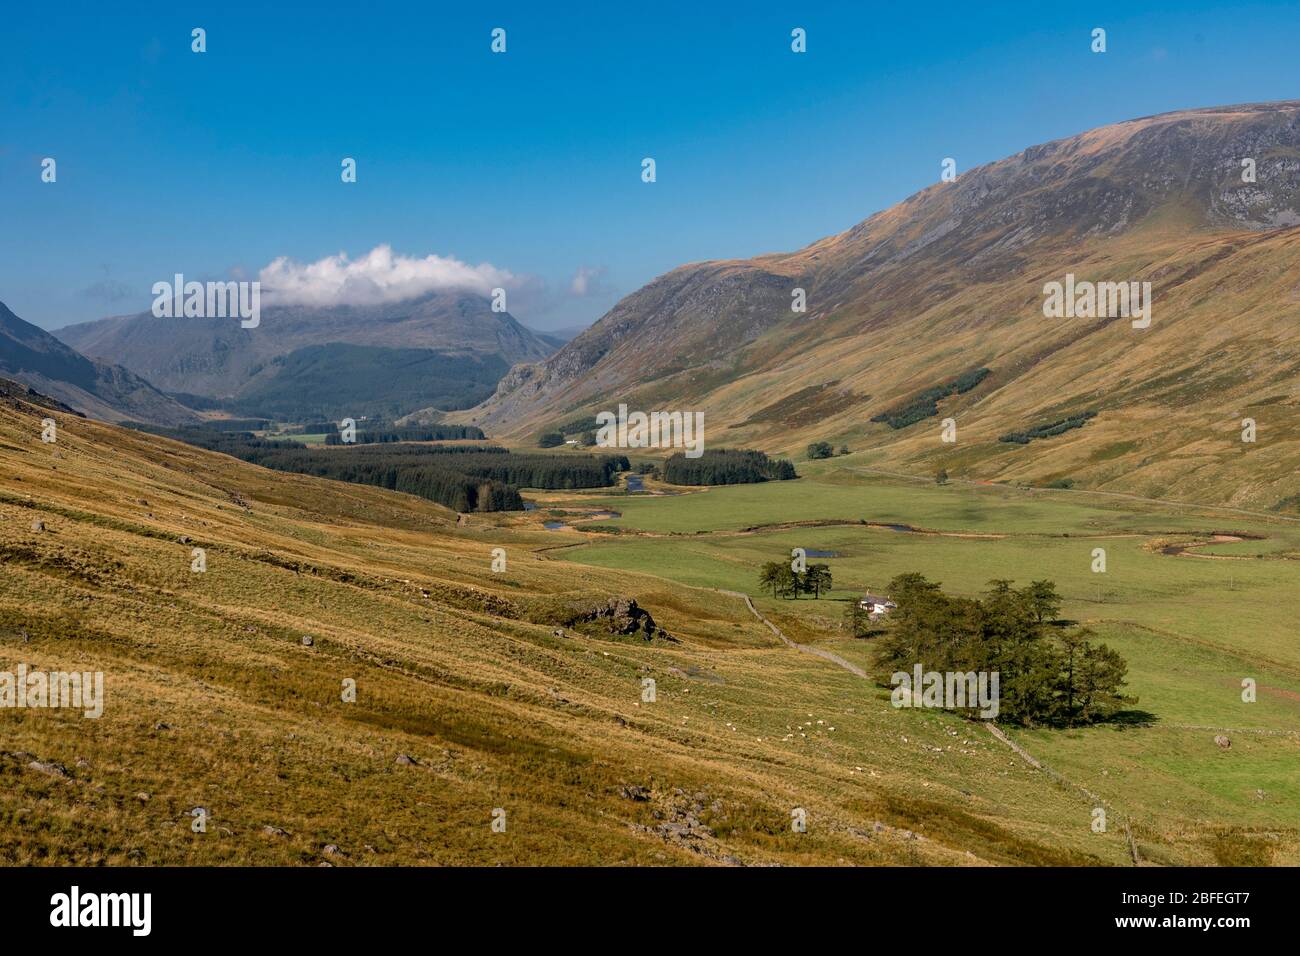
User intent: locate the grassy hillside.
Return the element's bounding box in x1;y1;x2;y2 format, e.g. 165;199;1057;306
3;388;1164;866
456;103;1300;512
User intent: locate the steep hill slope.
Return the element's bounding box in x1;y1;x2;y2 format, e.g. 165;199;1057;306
0;302;197;426
56;290;555;405
459;102;1300;510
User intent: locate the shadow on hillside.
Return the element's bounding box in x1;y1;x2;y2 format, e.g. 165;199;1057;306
1102;709;1159;728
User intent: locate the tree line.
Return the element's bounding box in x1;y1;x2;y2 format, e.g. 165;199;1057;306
870;367;991;429
998;410;1096;445
662;449;797;485
126;426;626;512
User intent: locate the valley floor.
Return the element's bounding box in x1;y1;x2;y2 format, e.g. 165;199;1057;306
533;455;1300;866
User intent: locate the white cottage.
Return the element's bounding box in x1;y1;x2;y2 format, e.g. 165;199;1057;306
858;594;897;618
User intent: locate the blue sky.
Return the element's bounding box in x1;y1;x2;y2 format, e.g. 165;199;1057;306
3;0;1298;331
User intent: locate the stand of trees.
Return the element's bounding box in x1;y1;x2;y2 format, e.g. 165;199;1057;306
126;425;627;513
998;410;1096;445
446;452;629;489
875;573;1133;727
758;561;832;599
663;449;797;485
870;367;991;429
551;415;600;436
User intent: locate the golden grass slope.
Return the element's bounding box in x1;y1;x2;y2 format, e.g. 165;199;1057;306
458;102;1300;511
0;391;1277;866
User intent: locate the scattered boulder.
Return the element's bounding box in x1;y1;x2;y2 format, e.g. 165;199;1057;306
135;792;151;802
395;754;418;766
27;760;68;778
177;535;190;545
30;520;44;532
631;788;723;857
619;785;652;802
323;844;342;856
262;825;290;838
1214;734;1231;749
301;635;314;647
579;597;676;642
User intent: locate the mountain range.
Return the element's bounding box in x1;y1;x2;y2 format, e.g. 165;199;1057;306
11;100;1300;512
454;101;1300;510
54;290;558;420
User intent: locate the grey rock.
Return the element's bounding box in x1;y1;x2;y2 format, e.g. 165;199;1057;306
27;760;68;778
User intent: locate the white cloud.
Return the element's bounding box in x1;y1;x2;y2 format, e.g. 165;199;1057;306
257;245;517;307
569;265;609;297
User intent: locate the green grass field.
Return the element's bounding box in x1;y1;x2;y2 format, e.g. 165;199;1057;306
543;465;1300;863
273;433;330;446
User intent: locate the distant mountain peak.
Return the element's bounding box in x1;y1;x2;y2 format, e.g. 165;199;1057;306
55;288;558;407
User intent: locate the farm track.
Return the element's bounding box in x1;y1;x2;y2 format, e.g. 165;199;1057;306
716;589;868;678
